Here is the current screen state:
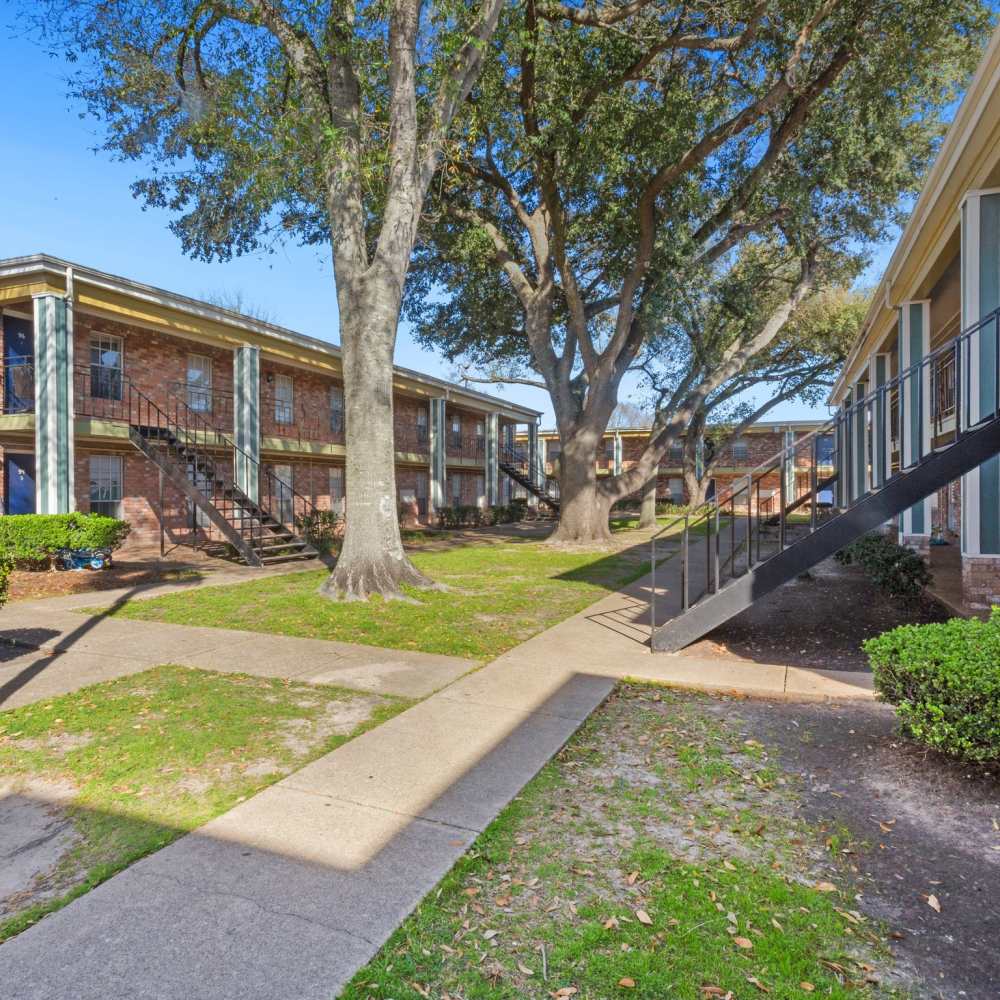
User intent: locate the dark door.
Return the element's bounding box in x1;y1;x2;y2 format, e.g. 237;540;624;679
3;316;33;414
5;453;35;514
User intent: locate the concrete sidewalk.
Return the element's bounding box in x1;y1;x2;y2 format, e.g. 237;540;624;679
0;583;477;708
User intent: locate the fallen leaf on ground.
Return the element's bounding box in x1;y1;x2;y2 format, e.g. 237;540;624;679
733;936;754;950
814;881;837;893
517;963;535;976
618;978;636;988
635;909;653;926
747;975;770;992
926;894;941;913
800;983;815;992
550;988;578;998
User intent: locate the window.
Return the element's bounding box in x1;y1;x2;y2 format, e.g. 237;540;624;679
604;437;615;460
450;414;462;449
451;473;462;504
668;443;684;465
89;335;123;401
330;385;345;434
731;437;749;462
273;374;294;424
89;455;123;518
415;471;428;515
330;466;345;514
476;474;486;508
668;477;684;504
186;354;212;412
816;434;835;466
416;406;429;445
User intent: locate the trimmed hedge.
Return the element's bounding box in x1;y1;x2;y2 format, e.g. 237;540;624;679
438;500;526;529
835;531;931;599
864;609;1000;762
0;557;10;607
0;513;131;567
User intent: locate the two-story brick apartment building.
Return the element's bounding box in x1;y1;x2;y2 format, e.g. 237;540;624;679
524;421;829;508
0;255;541;563
830;24;1000;609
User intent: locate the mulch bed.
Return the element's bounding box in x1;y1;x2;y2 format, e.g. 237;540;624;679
7;563;205;602
687;556;950;671
720;697;1000;1000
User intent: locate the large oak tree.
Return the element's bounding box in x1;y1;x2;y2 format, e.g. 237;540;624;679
31;0;504;597
407;0;990;543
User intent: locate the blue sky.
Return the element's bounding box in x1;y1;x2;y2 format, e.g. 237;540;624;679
0;30;895;427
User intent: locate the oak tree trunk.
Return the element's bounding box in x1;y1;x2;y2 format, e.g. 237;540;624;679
683;466;709;508
321;296;435;600
549;431;613;544
638;474;658;529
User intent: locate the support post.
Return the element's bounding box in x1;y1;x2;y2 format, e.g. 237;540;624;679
159;467;165;557
526;422;540;507
33;292;74;513
486;412;500;506
429;397;447;515
899;300;932;541
233;344;261;502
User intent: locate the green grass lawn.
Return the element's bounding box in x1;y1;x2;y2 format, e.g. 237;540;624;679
342;685;901;1000
0;665;408;942
98;541;659;660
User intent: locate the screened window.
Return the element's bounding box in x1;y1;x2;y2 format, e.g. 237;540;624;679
271;463;294;524
668;477;684;504
604;437;615;460
416;406;429;445
476;475;486;508
415;471;428;515
450;415;462;449
668;444;684;465
330;385;345;434
89;335;123;401
731;438;750;462
89;455;123;518
273;374;294;424
451;473;462;503
186;354;212;412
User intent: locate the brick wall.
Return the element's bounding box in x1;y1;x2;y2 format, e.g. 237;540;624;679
395;396;430;454
445;405;485;460
962;555;1000;608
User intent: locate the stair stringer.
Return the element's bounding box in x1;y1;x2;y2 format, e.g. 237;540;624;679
128;428;264;567
652;417;1000;652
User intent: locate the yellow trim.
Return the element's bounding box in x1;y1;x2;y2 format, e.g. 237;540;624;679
262;436;347;458
0;280;63;304
0;414;35;433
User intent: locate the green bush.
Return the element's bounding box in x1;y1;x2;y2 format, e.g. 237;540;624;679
296;510;342;555
864;609;1000;762
0;556;11;607
835;531;931;599
0;513;131;568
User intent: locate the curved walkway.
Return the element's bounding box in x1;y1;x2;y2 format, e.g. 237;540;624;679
0;557;872;1000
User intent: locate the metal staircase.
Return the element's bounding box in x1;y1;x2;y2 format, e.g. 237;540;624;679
650;308;1000;652
498;445;560;512
123;380;318;567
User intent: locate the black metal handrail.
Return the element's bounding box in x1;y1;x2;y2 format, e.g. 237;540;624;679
650;305;1000;627
1;355;34;414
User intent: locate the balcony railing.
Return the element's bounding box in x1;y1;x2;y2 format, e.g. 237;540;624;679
447;434;486;461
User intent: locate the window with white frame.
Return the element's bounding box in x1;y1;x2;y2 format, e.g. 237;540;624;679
450;414;462;449
668;477;684;504
330;385;345;434
273;374;294;424
415;471;428;515
89;454;123;518
271;463;294;524
451;472;462;504
668;443;684;465
416;406;429;445
731;437;750;462
330;466;345;514
186;354;212;412
89;334;123;401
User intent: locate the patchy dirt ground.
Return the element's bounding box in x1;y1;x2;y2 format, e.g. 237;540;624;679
717;698;1000;1000
344;686;914;1000
687;557;949;671
7;562;205;602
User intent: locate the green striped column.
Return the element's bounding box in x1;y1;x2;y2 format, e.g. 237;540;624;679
527;422;541;507
429;398;446;513
486;412;500;506
899;300;932;537
783;429;795;504
613;432;623;477
961;190;1000;557
835;394;850;509
868;353;889;489
33;293;74;513
852;378;867;503
233;344;260;502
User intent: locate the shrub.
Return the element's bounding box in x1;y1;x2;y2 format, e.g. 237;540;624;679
296;510;343;555
0;556;11;607
835;531;931;599
0;513;131;568
864;609;1000;762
